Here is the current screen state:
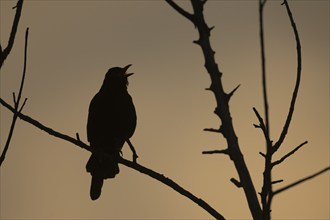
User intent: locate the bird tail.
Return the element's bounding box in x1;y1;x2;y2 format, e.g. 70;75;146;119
86;153;120;200
90;175;103;200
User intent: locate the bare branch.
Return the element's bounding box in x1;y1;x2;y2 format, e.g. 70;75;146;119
259;0;270;134
0;28;29;166
18;97;27;112
272;141;307;167
16;28;29;107
165;0;195;23
0;98;224;219
273;0;302;152
253;107;271;146
167;1;262;218
273;167;330;196
119;157;225;219
0;0;24;68
202;149;228;155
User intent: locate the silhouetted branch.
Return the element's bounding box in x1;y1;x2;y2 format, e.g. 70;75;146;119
202;149;228;155
259;0;270;134
272;141;307;167
273;167;330;196
118;157;225;219
166;1;262;219
273;0;302;152
253;107;271;145
0;28;29;167
0;0;24;68
165;0;195;23
0;98;224;219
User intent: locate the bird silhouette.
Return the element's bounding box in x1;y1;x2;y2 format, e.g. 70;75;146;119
86;64;136;200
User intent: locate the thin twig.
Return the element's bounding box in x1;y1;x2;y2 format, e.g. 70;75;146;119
164;0;195;23
0;28;29;166
253;107;271;145
272;141;307;167
0;0;24;68
0;98;224;219
273;167;330;196
273;0;302;152
259;0;270;134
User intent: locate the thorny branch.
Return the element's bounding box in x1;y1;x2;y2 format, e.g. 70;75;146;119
0;28;29;166
0;98;225;219
166;1;262;219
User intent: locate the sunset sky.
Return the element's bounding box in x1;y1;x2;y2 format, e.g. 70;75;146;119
1;0;329;219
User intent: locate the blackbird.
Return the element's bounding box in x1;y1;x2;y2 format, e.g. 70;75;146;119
86;64;136;200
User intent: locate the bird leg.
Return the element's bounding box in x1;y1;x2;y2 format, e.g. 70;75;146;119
126;139;138;163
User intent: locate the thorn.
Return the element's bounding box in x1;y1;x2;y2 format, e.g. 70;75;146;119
76;133;81;141
259;152;266;157
272;179;284;185
227;84;241;100
209;26;215;32
214;107;220;115
203;128;222;133
202;148;228;155
193;39;201;45
230;178;242;188
12;92;17;105
253;124;261;128
205;88;212;91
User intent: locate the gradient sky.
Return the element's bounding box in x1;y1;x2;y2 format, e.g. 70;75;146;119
1;0;329;219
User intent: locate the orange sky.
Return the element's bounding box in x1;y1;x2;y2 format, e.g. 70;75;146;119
1;1;329;219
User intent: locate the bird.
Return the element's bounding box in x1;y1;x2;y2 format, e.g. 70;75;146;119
86;64;136;200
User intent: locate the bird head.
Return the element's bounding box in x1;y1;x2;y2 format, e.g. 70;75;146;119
103;64;134;90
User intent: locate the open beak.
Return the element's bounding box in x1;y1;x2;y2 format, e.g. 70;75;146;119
123;64;134;77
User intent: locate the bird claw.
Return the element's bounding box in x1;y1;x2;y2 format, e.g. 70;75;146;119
133;153;138;163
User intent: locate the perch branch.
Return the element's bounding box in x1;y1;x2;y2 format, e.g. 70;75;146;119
0;28;29;166
273;167;330;196
0;98;225;219
0;0;24;68
119;157;225;219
